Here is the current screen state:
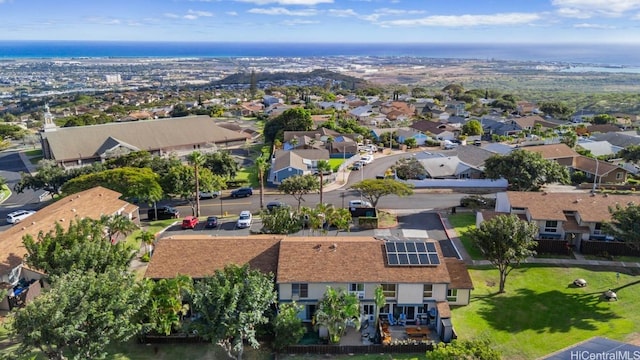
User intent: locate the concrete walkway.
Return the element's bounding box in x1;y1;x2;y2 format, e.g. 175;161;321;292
439;213;640;269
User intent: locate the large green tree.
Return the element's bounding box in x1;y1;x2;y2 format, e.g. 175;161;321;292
14;159;68;195
61;167;164;204
191;264;277;360
162;164;225;216
23;217;135;277
264;107;313;143
313;287;361;344
619;145;640;163
99;213;138;243
278;174;320;210
539;101;574;120
273;302;305;351
468;214;538;293
604;203;640;251
350;179;414;208
204;151;239;179
260;206;302;234
10;268;150;360
462;119;483;136
484;149;570;191
592;113;616;124
142;274;193;336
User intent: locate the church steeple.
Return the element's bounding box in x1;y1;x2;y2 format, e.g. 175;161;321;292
43;103;57;132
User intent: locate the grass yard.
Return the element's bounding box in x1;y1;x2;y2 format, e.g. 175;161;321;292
451;265;640;359
448;213;484;260
24;149;42;157
0;185;10;202
328;158;345;172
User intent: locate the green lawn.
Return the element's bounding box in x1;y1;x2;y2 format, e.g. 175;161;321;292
448;213;484;260
328;158;345;172
25;149;42;157
452;265;640;360
0;185;10;202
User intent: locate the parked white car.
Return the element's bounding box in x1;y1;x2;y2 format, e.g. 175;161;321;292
360;155;374;165
236;210;252;229
349;200;373;208
6;210;36;224
199;190;221;199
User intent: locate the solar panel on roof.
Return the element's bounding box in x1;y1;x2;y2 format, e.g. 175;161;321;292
384;241;440;266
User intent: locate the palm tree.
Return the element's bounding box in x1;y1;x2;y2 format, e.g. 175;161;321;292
136;230;156;255
313;287;361;344
325;136;334;154
316;160;332;205
100;214;138;244
255;156;269;210
188;151;205;217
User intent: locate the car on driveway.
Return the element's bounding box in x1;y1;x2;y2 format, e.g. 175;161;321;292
181;216;199;229
230;187;253;198
360;155;373;165
350;162;362;171
205;216;219;228
236;210;252;228
6;209;36;224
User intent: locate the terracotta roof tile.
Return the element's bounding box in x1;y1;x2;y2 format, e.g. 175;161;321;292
144;235;282;279
276;237;451;284
507;191;639;223
0;187;135;275
522;143;578;159
444;259;474;289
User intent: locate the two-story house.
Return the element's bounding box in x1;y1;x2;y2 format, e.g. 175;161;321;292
479;191;639;253
145;235;473;343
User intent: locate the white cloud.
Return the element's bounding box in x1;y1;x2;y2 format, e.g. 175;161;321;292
226;11;239;16
379;12;541;27
282;19;320;25
552;0;640;17
327;9;359;17
248;7;318;16
86;17;122;25
164;13;180;18
573;22;616;28
187;10;213;17
236;0;332;4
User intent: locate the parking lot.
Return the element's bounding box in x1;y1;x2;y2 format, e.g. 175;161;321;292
156;211;449;241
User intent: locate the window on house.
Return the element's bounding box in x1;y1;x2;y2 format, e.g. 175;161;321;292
544;220;558;233
616;172;624;180
423;284;433;298
447;289;458;302
381;283;396;298
512;207;525;211
362;304;375;315
292;283;308;298
594;222;603;234
349;283;365;292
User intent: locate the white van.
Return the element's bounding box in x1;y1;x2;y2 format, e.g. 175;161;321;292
349;200;373;208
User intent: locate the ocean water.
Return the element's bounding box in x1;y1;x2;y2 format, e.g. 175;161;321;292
1;41;640;67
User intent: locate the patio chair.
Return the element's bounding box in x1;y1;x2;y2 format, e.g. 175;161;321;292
387;313;397;325
398;313;406;326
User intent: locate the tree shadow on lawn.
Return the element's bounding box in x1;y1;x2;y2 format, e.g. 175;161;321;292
475;287;620;334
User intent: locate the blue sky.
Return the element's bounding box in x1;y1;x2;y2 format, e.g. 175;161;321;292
1;0;640;43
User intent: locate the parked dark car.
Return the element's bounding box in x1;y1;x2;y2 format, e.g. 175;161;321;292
147;206;179;221
205;216;219;228
231;187;253;198
266;201;287;212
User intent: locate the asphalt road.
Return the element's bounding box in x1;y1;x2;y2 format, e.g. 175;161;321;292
0;150;44;230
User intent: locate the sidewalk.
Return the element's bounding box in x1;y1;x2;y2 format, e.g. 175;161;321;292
439;213;640;269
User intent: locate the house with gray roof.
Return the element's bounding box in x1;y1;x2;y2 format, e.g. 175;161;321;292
268;149;330;185
590;132;640;148
576;139;623;157
41;116;248;168
419;156;483;179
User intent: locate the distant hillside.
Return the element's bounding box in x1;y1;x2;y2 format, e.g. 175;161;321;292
215;69;368;89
